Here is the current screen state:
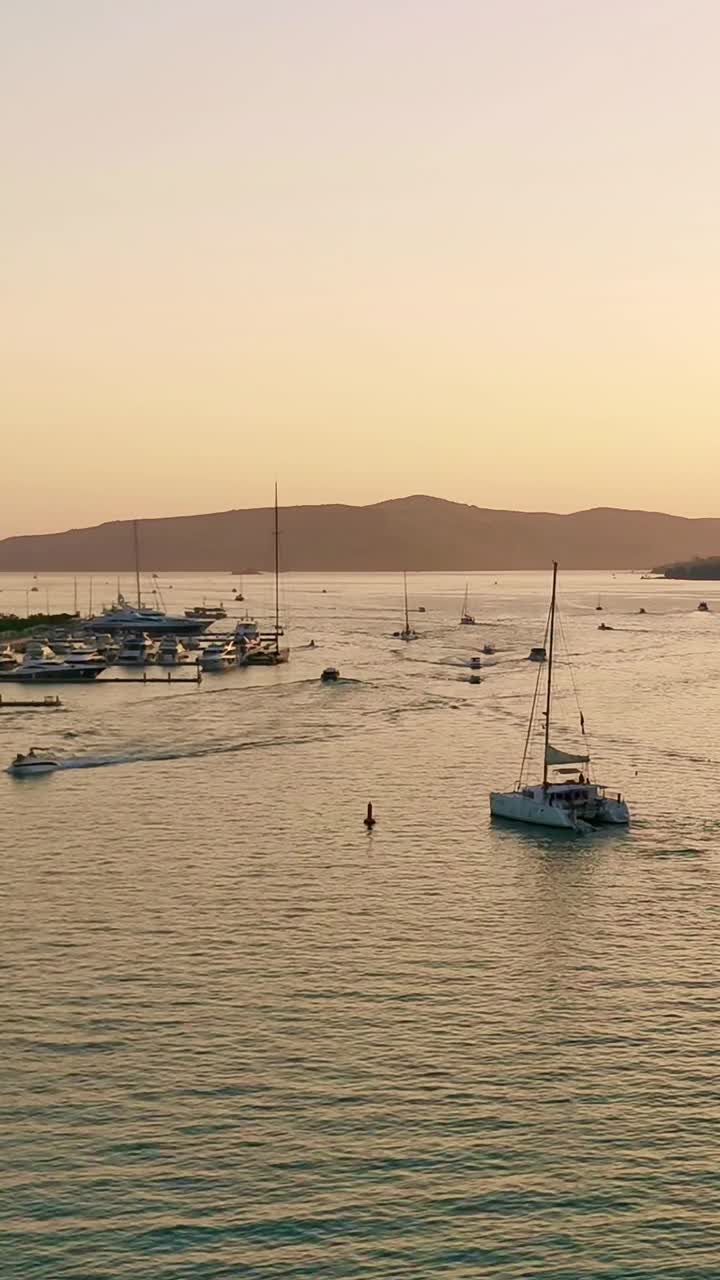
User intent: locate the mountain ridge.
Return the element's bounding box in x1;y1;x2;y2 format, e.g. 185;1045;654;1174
1;496;719;571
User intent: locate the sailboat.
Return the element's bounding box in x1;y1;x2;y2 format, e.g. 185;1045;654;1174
489;562;629;831
247;486;289;664
394;571;418;642
460;583;476;625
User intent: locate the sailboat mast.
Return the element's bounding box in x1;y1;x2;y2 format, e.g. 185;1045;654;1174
274;484;280;652
543;560;558;787
133;520;141;609
403;571;410;633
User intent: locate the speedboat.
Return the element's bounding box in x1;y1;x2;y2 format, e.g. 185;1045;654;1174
321;667;340;682
698;602;710;612
8;748;59;776
598;622;614;631
156;635;192;666
200;640;238;671
469;656;482;669
528;646;546;662
482;643;496;655
417;605;427;613
469;673;481;685
490;563;629;832
87;595;212;636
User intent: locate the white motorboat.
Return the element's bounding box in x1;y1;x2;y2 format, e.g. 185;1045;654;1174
8;748;59;776
460;583;476;625
156;635;192;666
490;562;630;833
200;640;238;671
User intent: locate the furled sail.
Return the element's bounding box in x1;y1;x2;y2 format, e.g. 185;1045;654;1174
545;743;590;766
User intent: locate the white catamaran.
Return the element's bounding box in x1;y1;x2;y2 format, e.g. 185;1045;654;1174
490;562;629;832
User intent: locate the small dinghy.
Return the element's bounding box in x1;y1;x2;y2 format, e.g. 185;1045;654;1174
321;667;340;683
8;748;59;776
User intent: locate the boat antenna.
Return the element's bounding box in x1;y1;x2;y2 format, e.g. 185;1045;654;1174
274;483;280;654
403;570;409;634
543;561;558;788
133;519;141;609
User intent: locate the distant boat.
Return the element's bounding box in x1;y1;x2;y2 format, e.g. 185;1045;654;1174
490;563;630;831
598;622;614;631
321;667;340;682
460;583;476;625
482;643;496;655
528;646;546;662
698;601;710;612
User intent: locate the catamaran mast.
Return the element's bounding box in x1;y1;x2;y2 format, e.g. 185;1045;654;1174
133;520;141;609
274;484;280;653
543;560;558;787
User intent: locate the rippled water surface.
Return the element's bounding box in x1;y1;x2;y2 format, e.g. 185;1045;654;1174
3;570;720;1277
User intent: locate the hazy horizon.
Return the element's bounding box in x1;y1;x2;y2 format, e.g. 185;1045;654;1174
5;1;720;536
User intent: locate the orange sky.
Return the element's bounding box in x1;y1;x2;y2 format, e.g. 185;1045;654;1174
3;1;720;535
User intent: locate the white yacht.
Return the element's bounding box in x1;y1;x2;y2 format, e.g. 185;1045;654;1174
117;634;156;666
55;640;107;674
200;640;238;671
234;616;259;641
88;597;212;636
490;563;630;833
156;635;192;666
0;645;19;671
1;648;104;682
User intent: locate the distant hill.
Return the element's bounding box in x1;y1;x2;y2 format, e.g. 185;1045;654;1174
1;496;720;571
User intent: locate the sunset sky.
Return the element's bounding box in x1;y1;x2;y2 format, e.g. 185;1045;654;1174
3;1;720;535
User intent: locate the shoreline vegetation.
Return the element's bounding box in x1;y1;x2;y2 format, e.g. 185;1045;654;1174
0;612;76;641
654;557;720;580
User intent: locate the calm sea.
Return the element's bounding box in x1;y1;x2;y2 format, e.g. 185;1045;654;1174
3;570;720;1278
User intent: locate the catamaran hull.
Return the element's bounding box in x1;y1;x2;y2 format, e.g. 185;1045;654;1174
490;792;578;829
